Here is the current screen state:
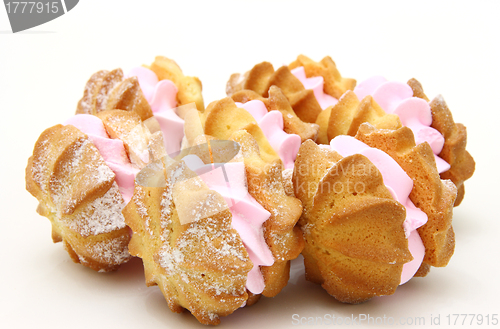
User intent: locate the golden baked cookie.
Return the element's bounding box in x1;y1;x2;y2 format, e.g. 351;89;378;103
315;90;402;144
123;132;303;325
26;108;164;272
125;158;252;325
316;75;474;206
227;61;322;123
96;109;162;168
26;56;203;273
355;123;457;272
227;55;355;124
288;54;356;99
76;68;153;121
147;56;205;112
292;139;411;303
408;78;475;206
231;130;304;298
26;124;131;272
230;85;319;142
76;56;205;121
202;97;280;164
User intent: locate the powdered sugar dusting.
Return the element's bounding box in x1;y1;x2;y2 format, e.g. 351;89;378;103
32;128;80;194
28;123;132;272
282;168;295;197
77;70;108;114
269;230;294;261
302;223;315;236
79;80;94;113
95;69;123;113
50;138;115;213
132;187;154;236
156;161;251;300
442;179;458;194
105;115;152;167
158;211;250;296
31;138;52;193
64;182;126;237
82;236;131;266
160;163;186;216
157;163;189;241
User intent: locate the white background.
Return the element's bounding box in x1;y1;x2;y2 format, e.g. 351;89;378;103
1;1;498;328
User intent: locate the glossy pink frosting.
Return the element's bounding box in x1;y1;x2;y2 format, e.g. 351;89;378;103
291;66;338;109
235;100;301;170
354;76;450;173
126;67;184;155
64;114;139;203
330;135;427;284
183;154;274;294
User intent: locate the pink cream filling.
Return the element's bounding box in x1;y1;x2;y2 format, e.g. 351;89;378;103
183;154;274;294
65;68;184;202
235;100;301;170
126;67;184;156
291;66;338;109
330;135;427;285
64;114;139;203
354;76;450;173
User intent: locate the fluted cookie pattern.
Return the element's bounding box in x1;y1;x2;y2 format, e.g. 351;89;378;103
76;68;153;121
355;124;457;271
231;86;319;143
26;124;130;272
123;132;304;325
292;140;411;303
123;158;252;325
408;78;475;206
231;130;304;298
